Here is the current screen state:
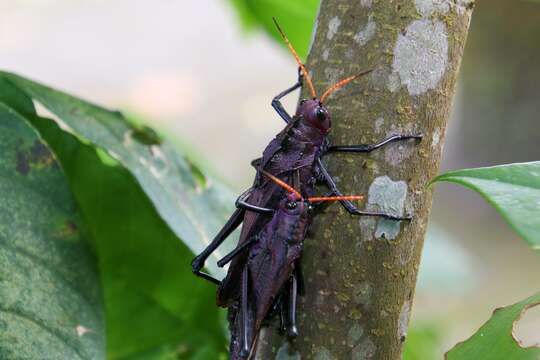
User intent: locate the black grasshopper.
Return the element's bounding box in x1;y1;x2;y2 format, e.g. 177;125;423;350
191;18;422;359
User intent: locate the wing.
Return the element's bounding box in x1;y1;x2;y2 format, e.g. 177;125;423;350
217;119;319;305
217;178;287;306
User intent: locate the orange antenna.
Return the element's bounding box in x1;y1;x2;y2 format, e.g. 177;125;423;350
320;69;373;103
260;170;364;204
273;17;317;99
308;195;364;202
261;170;302;199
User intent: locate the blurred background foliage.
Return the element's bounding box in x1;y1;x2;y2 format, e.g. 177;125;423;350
0;0;539;359
228;0;318;60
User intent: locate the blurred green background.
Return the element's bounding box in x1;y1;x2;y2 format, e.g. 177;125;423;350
1;0;538;358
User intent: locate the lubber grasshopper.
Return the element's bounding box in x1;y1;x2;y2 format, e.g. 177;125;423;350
191;18;423;359
222;171;365;359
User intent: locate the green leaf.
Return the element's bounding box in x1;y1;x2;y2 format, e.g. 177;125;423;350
0;104;104;358
31;118;227;358
446;292;540;360
228;0;319;59
403;322;443;360
0;71;236;277
0;72;227;358
227;0;258;30
431;162;540;251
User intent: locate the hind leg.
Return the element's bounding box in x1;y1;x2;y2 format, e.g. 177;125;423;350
239;267;251;358
217;236;257;268
191;207;245;285
284;273;299;338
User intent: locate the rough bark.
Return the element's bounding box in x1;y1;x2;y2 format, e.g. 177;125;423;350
255;1;474;359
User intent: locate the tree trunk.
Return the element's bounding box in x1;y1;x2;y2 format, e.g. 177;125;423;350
254;0;474;359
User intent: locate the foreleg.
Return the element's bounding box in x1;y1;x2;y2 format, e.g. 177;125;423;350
284;273;299;338
272;68;303;123
239;267;251;358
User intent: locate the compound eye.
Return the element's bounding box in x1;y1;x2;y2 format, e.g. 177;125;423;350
286;201;297;210
316;107;327;121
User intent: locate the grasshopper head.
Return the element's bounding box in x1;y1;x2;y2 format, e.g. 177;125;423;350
296;99;331;134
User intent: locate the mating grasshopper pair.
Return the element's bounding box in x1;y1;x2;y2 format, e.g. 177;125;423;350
192;19;422;359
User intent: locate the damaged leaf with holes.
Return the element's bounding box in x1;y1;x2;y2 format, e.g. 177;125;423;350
0;71;237;277
446;291;540;360
0;104;104;358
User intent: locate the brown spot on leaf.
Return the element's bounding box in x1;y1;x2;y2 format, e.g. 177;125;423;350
15;140;57;175
131;125;162;146
29;140;56;167
186;158;207;189
54;220;79;238
16;150;30;175
64;220;78;235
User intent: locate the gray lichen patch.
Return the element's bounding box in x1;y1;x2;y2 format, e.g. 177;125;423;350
374;118;384;134
351;337;376;359
367;176;408;240
386;72;401;93
314;346;332;360
375;218;402;241
416;0;474;17
327;16;341;40
358;216;375;242
322;49;330;61
353;281;373;306
398;301;412;342
360;0;373;8
415;0;450;17
276;342;301;360
384;140;415;167
354;16;377;46
432;128;441;147
390;19;449;96
348;324;365;347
